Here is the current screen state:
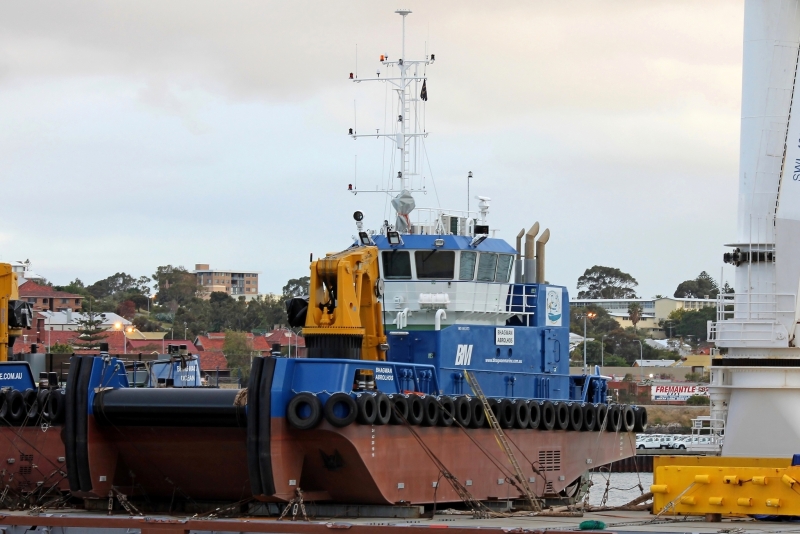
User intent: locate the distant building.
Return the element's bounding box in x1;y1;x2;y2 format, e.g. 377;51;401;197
193;264;260;297
27;310;131;332
10;260;45;284
570;296;716;338
264;327;306;357
18;280;84;312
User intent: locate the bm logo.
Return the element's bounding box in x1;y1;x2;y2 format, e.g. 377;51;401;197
455;344;473;366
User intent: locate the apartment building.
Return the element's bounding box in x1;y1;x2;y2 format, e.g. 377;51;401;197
194;264;260;297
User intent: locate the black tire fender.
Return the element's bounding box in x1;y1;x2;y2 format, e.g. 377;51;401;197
453;396;472;427
48;389;66;425
388;394;408;425
436;396;455;427
6;389;24;424
528;401;541;429
581;403;597;431
607;405;622;432
406;395;424;425
420;396;440;427
287;393;322;430
374;392;392;425
468;397;485;428
596;404;608;431
539;401;555;430
513;400;530;429
38;389;51;422
567;402;583;431
23;388;39;422
323;392;357;428
633;406;648;432
498;399;514;429
622;405;636;432
553;402;569;430
355;393;377;425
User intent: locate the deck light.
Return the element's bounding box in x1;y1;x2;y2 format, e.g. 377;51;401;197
353;211;364;222
358;231;373;246
387;231;403;246
470;235;487;247
349;72;354;79
434;239;444;247
380;55;385;61
349;128;353;135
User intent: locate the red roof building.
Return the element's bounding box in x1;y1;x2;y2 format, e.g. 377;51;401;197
264;328;306;357
18;280;84;312
195;332;271;354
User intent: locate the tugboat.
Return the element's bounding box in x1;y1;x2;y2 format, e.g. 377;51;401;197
61;9;642;510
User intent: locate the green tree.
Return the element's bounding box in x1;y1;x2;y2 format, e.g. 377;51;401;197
153;265;198;306
281;277;310;306
577;266;638;299
49;342;73;354
667;306;716;342
686;395;710;406
223;330;256;380
53;278;90;297
674;271;719;299
627;302;642;332
73;310;108;351
132;315;164;332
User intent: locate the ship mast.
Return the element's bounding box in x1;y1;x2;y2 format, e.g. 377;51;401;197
349;9;434;232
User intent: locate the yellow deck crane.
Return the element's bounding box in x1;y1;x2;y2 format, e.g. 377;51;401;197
0;263;33;361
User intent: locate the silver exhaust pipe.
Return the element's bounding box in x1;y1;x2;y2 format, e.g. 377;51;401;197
524;222;540;284
514;228;525;283
535;228;551;284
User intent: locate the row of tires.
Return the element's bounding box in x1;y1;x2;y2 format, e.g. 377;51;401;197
0;388;66;426
286;391;647;433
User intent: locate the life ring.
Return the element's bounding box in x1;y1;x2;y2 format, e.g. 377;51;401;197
513;400;530;429
453;396;472;427
388;394;408;425
581;403;597;431
633;406;648;432
323;392;357;428
622;405;636;432
468;397;485;428
528;401;541;429
355;393;377;425
539;401;555;430
286;392;322;430
406;395;424;425
374;392;392;425
436;396;455;427
553;402;569;430
567;402;583;431
420;396;440;427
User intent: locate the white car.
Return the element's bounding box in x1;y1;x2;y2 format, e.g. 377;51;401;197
672;436;690;449
636;436;662;450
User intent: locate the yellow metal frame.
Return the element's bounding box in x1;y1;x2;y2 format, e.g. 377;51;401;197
304;246;387;361
0;263;21;362
652;456;800;516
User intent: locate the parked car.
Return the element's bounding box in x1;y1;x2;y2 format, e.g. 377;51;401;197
636;436;663;449
672;436;690;449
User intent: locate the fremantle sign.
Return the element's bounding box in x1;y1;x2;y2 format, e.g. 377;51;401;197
651;384;709;401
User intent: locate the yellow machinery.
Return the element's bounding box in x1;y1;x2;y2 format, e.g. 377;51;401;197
303;245;387;361
652;456;800;517
0;263;32;362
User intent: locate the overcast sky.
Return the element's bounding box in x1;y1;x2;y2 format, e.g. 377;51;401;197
0;0;742;297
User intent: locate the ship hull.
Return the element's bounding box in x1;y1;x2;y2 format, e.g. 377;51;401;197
0;426;68;501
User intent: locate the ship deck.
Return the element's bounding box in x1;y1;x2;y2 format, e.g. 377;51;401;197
0;509;792;533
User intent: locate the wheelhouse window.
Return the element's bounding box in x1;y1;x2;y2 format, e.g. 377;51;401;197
496;254;513;283
414;250;455;279
476;253;498;281
459;251;477;280
382;250;412;279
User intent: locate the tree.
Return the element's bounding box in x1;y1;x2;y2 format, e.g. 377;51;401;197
223;330;256;380
281;277;310;306
116;300;136;320
674;271;719;299
628;302;642;332
686;395;710;406
153;265;198;306
132;315;163;332
667;306;716;342
73;310;108;351
577;266;638;299
50;342;73;354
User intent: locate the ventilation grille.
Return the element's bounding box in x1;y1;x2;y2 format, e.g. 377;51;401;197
18;466;31;475
538;450;561;472
20;454;33;463
545;481;555;494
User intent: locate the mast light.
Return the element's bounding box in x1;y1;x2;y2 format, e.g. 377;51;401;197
380;55;385;61
349;73;354;79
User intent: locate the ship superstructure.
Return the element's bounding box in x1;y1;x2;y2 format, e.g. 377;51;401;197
708;0;800;457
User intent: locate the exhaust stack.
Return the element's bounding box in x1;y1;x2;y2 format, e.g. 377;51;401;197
535;229;551;284
514;228;525;283
523;222;540;284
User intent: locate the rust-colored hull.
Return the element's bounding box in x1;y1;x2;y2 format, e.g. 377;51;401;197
0;425;68;496
269;417;636;504
88;416;635;505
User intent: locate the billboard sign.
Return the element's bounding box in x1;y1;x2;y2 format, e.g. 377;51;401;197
651;384;709;402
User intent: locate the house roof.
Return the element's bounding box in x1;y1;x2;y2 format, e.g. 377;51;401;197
19;280;84;299
631;359;676;367
264;329;305;348
125;339;199;353
198;351;228;371
195;333;271;353
35;310;131;327
12;329;127;354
